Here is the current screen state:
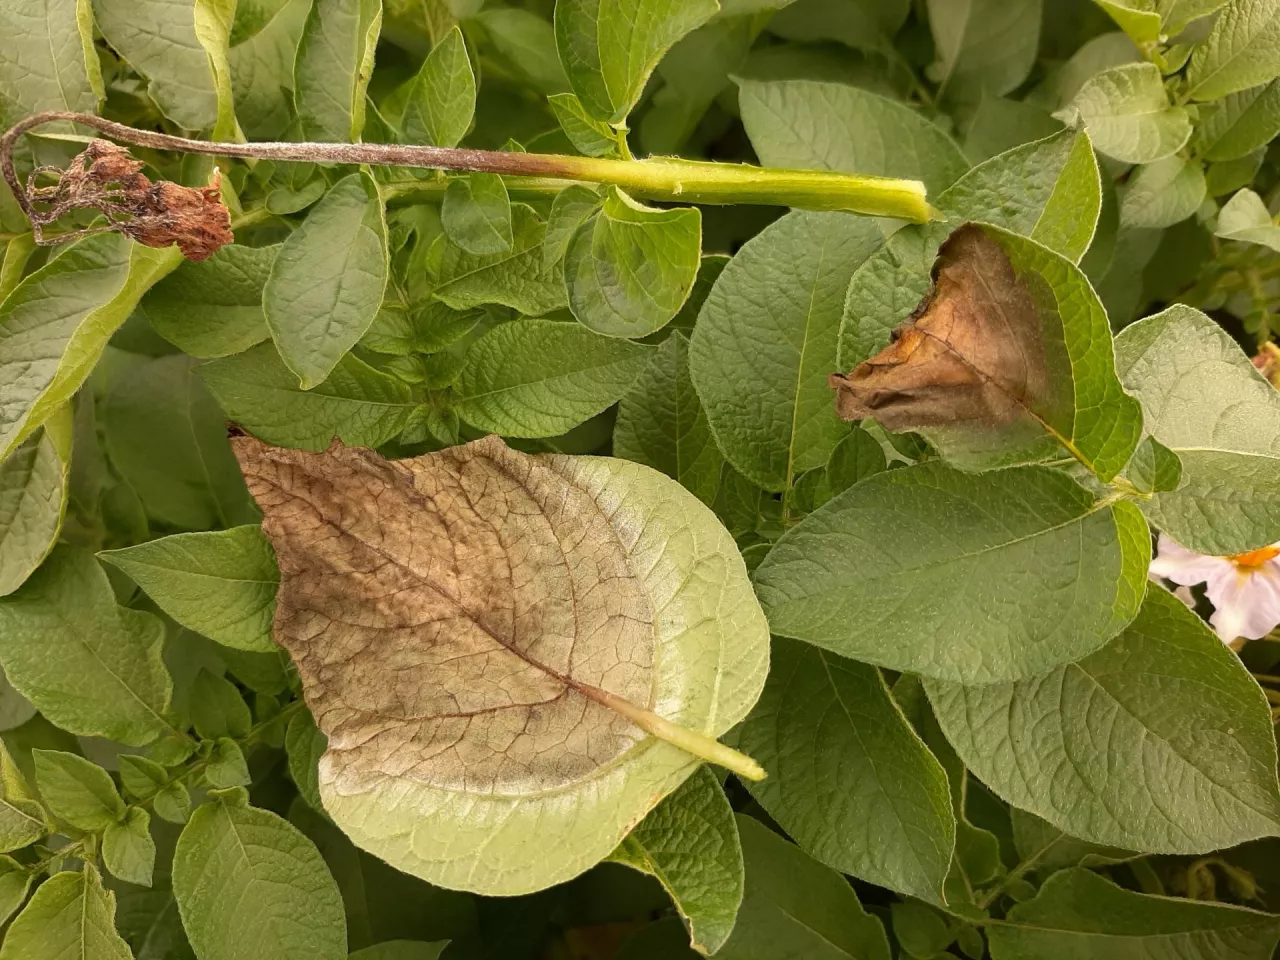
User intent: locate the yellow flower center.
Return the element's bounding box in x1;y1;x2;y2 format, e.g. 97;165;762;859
1229;545;1280;570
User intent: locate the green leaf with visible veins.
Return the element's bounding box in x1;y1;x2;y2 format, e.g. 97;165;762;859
400;25;476;147
294;0;382;141
0;0;101;122
1193;78;1280;161
433;204;568;315
926;0;1042;104
33;749;124;831
228;0;312;140
549;92;624;156
442;174;513;256
0;867;132;960
1115;304;1280;553
611;766;743;955
1054;62;1192;162
927;587;1280;854
454;318;653;437
690;210;883;492
104;806;157;887
554;0;719;124
0;405;71;597
754;461;1150;683
725;637;954;904
1186;0;1280;101
988;868;1280;959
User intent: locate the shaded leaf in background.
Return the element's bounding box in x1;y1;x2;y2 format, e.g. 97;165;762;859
1055;62;1192;162
286;709;328;814
0;867;132;960
473;7;568;95
232;434;769;894
295;0;382;141
1119;156;1207;228
754;461;1150;683
927;0;1042;104
0;406;71;597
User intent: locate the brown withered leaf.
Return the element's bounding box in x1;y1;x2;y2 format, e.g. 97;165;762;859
829;223;1047;431
232;433;769;895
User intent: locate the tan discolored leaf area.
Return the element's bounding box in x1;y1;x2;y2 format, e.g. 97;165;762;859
829;223;1047;432
232;434;769;894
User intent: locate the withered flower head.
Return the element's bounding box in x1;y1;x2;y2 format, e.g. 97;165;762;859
21;139;232;261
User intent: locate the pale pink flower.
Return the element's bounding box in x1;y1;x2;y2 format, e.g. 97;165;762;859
1149;535;1280;644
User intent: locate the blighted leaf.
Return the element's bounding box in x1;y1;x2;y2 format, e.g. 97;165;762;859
295;0;382;141
611;766;743;955
0;866;132;960
753;461;1150;683
231;434;769;894
832;224;1143;479
565;189;701;339
0;406;71;597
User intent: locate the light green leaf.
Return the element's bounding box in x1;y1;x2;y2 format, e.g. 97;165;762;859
229;0;312;139
93;0;217;130
988;868;1280;959
441;174;513;256
265;172;389;389
565;189;701;338
929;587;1280;853
139;243;276;359
33;749;125;831
548;92;623;156
104;807;157;887
1215;187;1280;251
101;354;258;531
454;318;653;436
0;867;132;960
204;737;251;788
611;767;743;955
295;0;382;141
474;8;568;95
0;405;71;597
927;0;1042;103
544;184;604;268
433;204;568;315
690;211;883;492
754;461;1150;683
400;25;475;147
1187;0;1280;101
0;0;100;123
737;78;969;191
614;332;723;505
118;755;169;802
0;741;46;851
201;342;419;452
0;670;35;732
0;234;182;462
194;0;241;140
174;792;347;960
1093;0;1162;44
1194;79;1280;161
0;856;32;926
963;96;1065;162
717;815;891;960
190;672;252;741
1159;0;1231;33
726;637;954;903
153;781;192;825
1119;156;1207;227
1128;435;1183;493
554;0;720;124
1055;62;1192;162
360;301;481;356
286;709;327;815
99;527;279;654
1115;303;1280;553
0;546;173;745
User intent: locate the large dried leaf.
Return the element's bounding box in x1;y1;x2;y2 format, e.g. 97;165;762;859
232;434;769;895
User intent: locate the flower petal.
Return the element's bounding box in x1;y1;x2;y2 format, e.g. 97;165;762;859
1149;534;1233;586
1207;565;1280;642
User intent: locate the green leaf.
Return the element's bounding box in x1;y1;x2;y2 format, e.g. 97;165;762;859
614;332;723;505
611;767;743;955
754;461;1150;683
93;0;217;130
1055;62;1192;162
0;741;47;852
1119;156;1207;228
1093;0;1162;44
927;0;1042;104
474;8;568;95
1206;149;1267;196
295;0;382;141
400;25;476;147
1127;435;1182;493
100;527;279;654
228;0;312;140
0;867;132;960
988;868;1280;959
0;855;32;926
441;174;513;256
154;781;192;825
173;792;347;960
963;97;1066;163
194;0;241;140
0;0;100;123
549;92;624;156
726;637;954;903
1215;187;1280;251
690;211;883;492
101;355;258;531
737;78;969;191
0;234;182;462
1009;809;1134;875
454;317;653;436
286;709;327;815
104;807;157;887
1194;79;1280;161
929;587;1280;853
1187;0;1280;101
190;671;252;740
204;737;251;788
1115;303;1280;553
201;342;419;452
554;0;719;124
0;546;173;745
139;243;276;359
0;405;71;597
565;189;701;338
348;943;448;960
118;755;170;802
433;204;568;315
265;172;389;389
33;749;124;831
544;184;604;269
717;815;891;960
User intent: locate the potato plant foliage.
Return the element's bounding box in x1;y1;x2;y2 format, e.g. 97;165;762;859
6;0;1280;958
